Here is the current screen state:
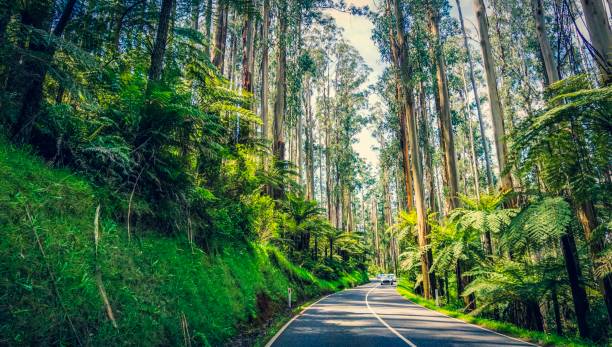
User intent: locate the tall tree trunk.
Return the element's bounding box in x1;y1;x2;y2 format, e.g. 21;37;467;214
456;0;494;189
461;74;481;202
371;199;381;269
531;0;560;85
325;94;333;223
304;80;315;200
465;114;480;201
576;200;612;324
579;0;611;84
272;0;287;198
389;0;432;299
419;85;437;213
551;287;563;335
147;0;174;84
191;0;201;30
211;1;228;71
204;0;213;39
319;124;325;204
429;7;459;211
241;8;255;95
12;0;76;142
260;0;270;142
473;0;512;191
396;84;414;210
560;232;590;338
297;114;303;185
382;163;393;229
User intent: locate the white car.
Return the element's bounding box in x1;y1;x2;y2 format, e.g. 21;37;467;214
380;274;396;285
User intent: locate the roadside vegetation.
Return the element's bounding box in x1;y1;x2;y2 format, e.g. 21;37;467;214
397;280;597;347
0;139;366;345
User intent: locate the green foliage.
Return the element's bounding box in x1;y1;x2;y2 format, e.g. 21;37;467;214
502;197;572;253
0;140;366;345
450;193;517;244
397;279;596;347
510;75;611;204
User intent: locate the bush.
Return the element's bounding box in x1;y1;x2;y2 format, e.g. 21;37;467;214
313;264;338;281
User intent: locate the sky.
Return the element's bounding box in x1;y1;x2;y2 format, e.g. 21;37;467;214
324;0;383;170
325;0;478;171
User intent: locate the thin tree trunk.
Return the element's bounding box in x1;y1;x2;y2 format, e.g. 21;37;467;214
297;112;303;185
305;80;315;200
325;101;333;223
456;0;494;189
204;0;213;39
429;7;459;211
211;2;228;70
560;232;590;338
241;7;255;95
579;0;611;84
473;0;512;192
576;200;612;324
147;0;174;84
372;198;382;269
531;0;561;85
191;0;201;30
272;0;287;198
396;83;414;210
319;123;325;204
260;0;270;142
551;287;563;335
461;73;481;202
419;85;437;213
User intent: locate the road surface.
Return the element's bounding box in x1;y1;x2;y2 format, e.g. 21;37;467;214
267;281;535;347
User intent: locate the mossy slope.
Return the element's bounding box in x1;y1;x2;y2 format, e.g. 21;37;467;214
0;140;366;346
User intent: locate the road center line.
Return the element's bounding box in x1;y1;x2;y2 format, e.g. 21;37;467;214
365;285;418;347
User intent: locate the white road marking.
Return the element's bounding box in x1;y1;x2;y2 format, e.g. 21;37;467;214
394;288;538;346
264;293;333;347
365;285;418;347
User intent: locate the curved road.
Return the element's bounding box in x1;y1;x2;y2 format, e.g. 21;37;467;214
267;282;535;347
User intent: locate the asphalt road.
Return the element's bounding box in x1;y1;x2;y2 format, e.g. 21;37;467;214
267;281;536;347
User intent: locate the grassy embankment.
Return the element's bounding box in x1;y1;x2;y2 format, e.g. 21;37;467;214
396;279;597;347
0;139;366;346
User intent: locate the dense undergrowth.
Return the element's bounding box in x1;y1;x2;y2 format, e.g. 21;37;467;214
396;279;598;347
0;139;367;346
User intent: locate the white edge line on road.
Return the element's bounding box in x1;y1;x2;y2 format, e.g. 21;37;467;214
366;285;418;347
395;288;539;347
264;292;333;347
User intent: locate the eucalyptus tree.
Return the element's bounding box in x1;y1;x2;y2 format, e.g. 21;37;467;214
332;41;371;231
473;0;513;192
426;0;460;211
212;0;230;70
272;0;288;181
578;0;612;84
386;0;434;299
